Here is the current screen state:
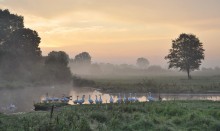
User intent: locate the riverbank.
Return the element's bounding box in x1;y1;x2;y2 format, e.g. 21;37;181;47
0;100;220;130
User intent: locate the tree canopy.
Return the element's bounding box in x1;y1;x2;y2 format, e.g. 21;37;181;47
45;51;69;67
165;33;205;79
136;57;149;69
74;52;91;65
0;9;74;84
0;9;24;44
2;28;41;61
0;9;42;81
45;51;71;83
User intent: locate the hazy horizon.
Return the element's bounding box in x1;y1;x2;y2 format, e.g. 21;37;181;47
1;0;220;68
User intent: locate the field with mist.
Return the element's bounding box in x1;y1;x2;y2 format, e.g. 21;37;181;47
70;63;220;94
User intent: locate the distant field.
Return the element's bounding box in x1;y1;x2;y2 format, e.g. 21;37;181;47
1;100;220;130
82;75;220;93
1;73;220;94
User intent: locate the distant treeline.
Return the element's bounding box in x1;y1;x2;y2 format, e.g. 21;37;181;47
69;62;174;77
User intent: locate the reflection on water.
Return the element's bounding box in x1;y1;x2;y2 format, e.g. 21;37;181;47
0;85;220;113
69;88;220;104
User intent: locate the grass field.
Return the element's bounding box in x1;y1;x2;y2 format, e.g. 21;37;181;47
1;74;220;94
1;100;220;131
81;75;220;93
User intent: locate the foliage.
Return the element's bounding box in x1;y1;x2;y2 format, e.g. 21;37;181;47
0;9;42;82
45;51;69;67
0;9;24;43
2;28;41;60
1;28;41;76
165;33;205;79
74;52;91;65
136;57;149;69
0;9;73;85
45;51;72;83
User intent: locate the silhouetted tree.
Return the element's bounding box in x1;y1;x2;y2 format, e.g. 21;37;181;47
0;28;41;79
2;28;41;61
165;33;205;79
0;9;24;44
74;52;91;65
0;9;42;80
45;51;69;66
136;57;149;69
45;51;71;83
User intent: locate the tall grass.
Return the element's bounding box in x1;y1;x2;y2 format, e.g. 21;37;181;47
0;100;220;130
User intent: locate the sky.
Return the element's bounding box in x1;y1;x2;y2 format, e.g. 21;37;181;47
1;0;220;68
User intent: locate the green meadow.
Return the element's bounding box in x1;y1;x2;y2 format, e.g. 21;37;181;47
82;75;220;93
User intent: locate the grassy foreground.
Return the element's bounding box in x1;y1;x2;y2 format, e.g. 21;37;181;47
0;100;220;131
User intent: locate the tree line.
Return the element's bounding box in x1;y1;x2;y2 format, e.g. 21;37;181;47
0;9;72;84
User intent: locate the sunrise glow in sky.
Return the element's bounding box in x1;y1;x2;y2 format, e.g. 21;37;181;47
1;0;220;67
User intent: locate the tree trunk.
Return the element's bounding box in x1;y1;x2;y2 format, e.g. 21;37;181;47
187;69;191;80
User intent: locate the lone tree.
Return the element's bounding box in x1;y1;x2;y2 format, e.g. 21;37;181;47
165;33;205;79
136;57;149;69
74;52;91;65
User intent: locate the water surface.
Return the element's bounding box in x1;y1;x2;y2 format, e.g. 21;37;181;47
0;86;219;113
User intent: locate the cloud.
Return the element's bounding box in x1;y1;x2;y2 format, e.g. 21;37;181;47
1;0;220;21
2;0;220;31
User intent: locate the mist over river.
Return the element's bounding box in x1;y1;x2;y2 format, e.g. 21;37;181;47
0;85;220;113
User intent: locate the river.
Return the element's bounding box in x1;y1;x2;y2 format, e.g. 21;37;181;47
0;85;219;113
